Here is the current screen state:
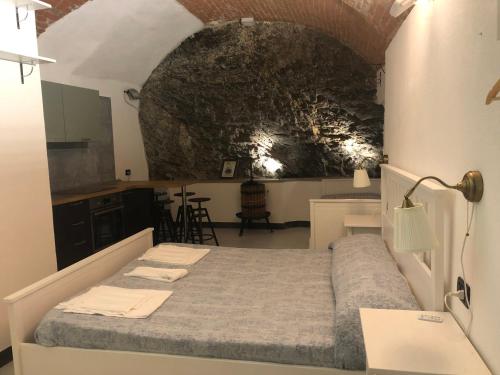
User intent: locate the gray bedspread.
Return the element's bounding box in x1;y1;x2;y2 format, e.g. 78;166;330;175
331;234;420;370
35;245;336;368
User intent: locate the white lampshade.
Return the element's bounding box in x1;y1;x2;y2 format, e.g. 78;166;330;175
353;169;371;188
393;203;436;252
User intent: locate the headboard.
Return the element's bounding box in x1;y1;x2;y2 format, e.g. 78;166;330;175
381;164;451;311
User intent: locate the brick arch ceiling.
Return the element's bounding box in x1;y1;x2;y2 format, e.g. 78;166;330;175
36;0;407;64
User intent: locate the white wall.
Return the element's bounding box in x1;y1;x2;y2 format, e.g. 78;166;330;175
385;0;500;372
168;179;380;223
0;0;57;350
37;0;203;181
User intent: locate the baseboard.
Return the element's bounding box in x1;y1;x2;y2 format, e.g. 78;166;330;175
0;347;12;368
284;221;310;228
207;221;310;229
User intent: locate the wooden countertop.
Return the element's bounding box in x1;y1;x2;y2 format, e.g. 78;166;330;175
51;180;197;206
51;177;381;206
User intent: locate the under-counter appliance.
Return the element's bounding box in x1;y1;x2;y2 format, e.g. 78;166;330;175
89;193;124;250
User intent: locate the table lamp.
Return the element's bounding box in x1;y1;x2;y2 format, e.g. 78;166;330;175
353;168;371;188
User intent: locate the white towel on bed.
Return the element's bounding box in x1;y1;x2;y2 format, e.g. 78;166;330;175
138;245;210;265
55;286;172;318
124;267;188;283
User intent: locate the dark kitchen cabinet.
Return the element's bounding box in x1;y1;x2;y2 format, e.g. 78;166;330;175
52;189;154;270
122;188;154;237
52;200;93;270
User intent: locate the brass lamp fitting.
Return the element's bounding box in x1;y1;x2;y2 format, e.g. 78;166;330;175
402;171;484;208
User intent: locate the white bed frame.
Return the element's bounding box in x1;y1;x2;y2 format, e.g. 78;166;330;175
4;229;360;375
4;165;449;375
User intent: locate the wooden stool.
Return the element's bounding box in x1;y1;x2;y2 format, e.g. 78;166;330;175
174;192;196;242
236;211;273;236
154;199;176;243
153;192;176;244
188;197;219;246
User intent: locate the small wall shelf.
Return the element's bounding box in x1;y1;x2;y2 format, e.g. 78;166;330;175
0;50;55;65
0;49;55;84
13;0;51;29
15;0;51;11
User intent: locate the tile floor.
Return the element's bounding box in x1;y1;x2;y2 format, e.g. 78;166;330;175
0;363;12;375
215;226;310;249
0;227;310;374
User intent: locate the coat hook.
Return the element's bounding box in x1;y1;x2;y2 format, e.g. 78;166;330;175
485;78;500;105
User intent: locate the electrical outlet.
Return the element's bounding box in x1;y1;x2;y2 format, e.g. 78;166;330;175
125;169;131;176
457;276;471;309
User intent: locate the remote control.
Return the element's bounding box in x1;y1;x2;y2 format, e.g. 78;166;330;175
418;314;443;323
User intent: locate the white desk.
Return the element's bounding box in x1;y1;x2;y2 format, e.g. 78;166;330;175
360;308;491;375
344;214;381;236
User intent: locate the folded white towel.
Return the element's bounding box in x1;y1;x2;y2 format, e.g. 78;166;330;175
55;286;172;319
138;244;210;265
124;267;188;283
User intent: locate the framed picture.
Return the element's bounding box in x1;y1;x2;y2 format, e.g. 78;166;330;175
220;160;238;179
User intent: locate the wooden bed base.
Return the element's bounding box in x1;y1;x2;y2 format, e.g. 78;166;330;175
4;229;362;375
16;344;358;375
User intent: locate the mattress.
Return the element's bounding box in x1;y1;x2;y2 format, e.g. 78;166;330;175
35;245;336;368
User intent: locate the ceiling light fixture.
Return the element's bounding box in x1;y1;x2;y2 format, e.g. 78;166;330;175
389;0;417;17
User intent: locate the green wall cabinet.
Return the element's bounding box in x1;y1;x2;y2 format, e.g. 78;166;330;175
41;81;66;142
41;81;103;142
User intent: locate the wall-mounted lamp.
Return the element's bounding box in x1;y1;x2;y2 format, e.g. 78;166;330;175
389;0;416;17
353;156;377;188
124;88;141;111
353;169;371;188
394;171;484;252
124;88;141;100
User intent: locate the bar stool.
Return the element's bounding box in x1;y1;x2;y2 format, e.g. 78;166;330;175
188;197;219;246
174;191;196;242
153;192;177;244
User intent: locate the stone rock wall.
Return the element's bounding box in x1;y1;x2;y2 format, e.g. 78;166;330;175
140;21;383;179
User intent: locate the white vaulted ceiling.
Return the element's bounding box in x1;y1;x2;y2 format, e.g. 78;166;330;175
38;0;203;86
37;0;409;86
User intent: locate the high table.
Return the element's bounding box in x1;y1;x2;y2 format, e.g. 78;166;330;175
131;180;196;243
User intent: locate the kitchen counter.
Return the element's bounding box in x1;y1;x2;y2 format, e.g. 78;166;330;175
51;177;381;206
51;180;196;206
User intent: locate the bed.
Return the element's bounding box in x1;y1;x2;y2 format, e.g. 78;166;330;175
35;245;338;368
4;165;450;375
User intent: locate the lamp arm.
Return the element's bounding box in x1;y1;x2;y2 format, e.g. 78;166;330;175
401;171;483;207
405;176;458;198
403;176;458;207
